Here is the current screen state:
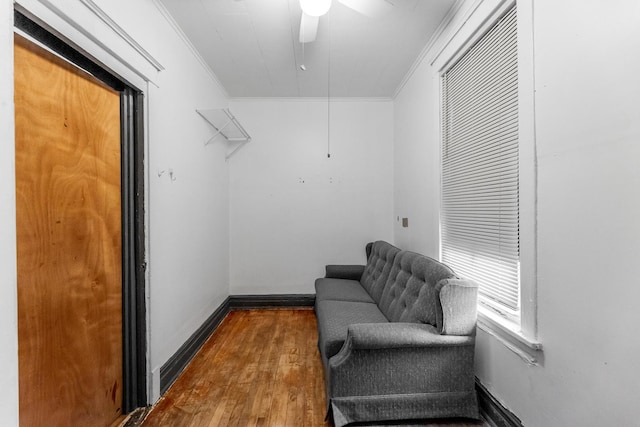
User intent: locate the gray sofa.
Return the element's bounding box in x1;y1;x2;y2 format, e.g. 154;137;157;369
314;241;480;426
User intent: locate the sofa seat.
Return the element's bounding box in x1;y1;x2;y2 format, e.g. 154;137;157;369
315;299;388;360
315;277;375;303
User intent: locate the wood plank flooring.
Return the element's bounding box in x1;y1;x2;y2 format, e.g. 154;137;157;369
141;309;487;427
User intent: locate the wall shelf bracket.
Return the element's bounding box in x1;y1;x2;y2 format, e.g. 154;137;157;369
196;108;251;160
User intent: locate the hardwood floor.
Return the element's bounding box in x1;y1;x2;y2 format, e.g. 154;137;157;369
141;309;487;427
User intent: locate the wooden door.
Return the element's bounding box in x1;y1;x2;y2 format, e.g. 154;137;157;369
14;34;123;426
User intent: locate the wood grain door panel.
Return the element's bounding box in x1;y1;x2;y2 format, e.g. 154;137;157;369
14;34;123;427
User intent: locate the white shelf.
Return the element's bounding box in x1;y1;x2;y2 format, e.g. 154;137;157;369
196;108;251;160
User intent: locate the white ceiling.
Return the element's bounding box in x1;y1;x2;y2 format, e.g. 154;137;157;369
158;0;457;98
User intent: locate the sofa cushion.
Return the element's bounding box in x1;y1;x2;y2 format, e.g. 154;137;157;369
359;241;401;303
324;265;365;281
315;300;388;359
378;251;457;325
315;278;375;303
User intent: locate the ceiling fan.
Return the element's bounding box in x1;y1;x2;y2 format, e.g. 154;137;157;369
299;0;394;43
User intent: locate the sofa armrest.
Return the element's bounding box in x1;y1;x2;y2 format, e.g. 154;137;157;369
343;322;474;350
328;322;476;398
325;265;365;281
435;278;478;336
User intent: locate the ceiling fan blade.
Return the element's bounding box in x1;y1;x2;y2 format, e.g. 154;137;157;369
299;13;319;43
338;0;393;18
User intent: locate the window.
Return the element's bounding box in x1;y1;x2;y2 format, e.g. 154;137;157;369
440;6;521;324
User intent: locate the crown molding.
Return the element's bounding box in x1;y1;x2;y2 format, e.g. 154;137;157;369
392;0;467;99
229;96;393;103
151;0;229;99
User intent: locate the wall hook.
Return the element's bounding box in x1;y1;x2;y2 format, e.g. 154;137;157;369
158;168;176;182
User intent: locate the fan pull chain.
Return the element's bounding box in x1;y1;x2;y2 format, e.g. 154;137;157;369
327;10;331;159
301;24;306;70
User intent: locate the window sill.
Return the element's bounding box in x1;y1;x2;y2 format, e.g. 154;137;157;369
477;307;543;365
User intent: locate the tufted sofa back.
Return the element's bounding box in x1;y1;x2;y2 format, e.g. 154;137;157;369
378;251;457;325
360;241;401;302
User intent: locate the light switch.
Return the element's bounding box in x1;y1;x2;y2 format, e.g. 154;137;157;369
402;217;409;228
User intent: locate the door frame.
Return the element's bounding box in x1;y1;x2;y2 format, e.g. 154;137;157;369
15;10;147;412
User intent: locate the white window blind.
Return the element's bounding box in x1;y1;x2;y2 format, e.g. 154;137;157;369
441;6;519;317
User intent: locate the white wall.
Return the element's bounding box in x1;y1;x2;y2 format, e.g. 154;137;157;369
229;99;394;294
4;0;231;410
0;1;18;424
393;55;441;257
90;0;231;401
394;0;640;425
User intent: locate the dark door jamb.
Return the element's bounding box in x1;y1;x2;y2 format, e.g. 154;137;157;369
121;87;147;412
